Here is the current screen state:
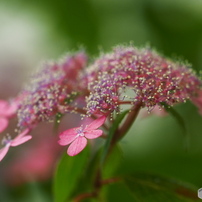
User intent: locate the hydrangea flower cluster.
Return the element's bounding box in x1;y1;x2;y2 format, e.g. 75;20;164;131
0;45;202;161
17;52;87;128
85;46;201;115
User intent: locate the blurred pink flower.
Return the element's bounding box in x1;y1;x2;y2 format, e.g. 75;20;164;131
0;128;31;161
17;52;88;128
0;100;17;133
3;135;61;185
58;116;106;156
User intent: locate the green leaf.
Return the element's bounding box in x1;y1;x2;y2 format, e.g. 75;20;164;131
53;147;89;202
160;103;189;150
124;173;199;202
70;150;102;197
161;103;186;133
69;146;123;201
102;145;123;179
103;180;136;202
101;110;129;165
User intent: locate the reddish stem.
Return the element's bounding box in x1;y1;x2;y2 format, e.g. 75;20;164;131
118;101;133;105
111;101;142;145
73;192;96;202
101;177;121;185
72;177;121;202
100;133;107;139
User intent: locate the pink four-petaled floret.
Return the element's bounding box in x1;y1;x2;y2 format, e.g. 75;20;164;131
58;116;106;156
0;128;32;161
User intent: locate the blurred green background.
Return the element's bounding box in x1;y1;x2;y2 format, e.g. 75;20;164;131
1;0;202;201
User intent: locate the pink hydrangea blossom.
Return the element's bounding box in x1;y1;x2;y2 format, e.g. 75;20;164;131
0;128;32;161
58;116;106;156
17;52;88;128
3;135;61;185
85;46;202;116
0;100;18;133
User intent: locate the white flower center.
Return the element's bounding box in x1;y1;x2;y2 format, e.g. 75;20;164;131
78;132;85;137
75;126;85;138
1;134;11;146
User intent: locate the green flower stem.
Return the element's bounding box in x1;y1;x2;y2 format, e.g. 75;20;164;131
111;101;142;145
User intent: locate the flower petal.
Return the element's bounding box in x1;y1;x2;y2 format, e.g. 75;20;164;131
0;117;8;133
3;102;18;117
15;128;30;138
0;100;17;117
59;127;78;138
11;128;31;146
84;129;103;139
58;128;78;146
0;100;9;114
11;135;32;147
0;145;10;161
67;136;87;156
85;116;106;131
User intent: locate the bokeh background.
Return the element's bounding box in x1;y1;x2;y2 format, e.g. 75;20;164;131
1;0;202;201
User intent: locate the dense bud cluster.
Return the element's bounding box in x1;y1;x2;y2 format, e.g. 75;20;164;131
17;52;87;128
86;73;121;115
85;46;201;115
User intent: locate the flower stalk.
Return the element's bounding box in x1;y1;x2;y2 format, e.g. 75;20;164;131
111;101;142;146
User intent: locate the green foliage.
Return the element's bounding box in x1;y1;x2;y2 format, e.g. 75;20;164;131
102;145;123;179
101;172;200;201
161;103;187;135
161;102;189;150
102;172;199;201
103;181;136;202
101;110;129;165
124;173;199;202
68;146;123;200
69;150;102;198
53;147;90;202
